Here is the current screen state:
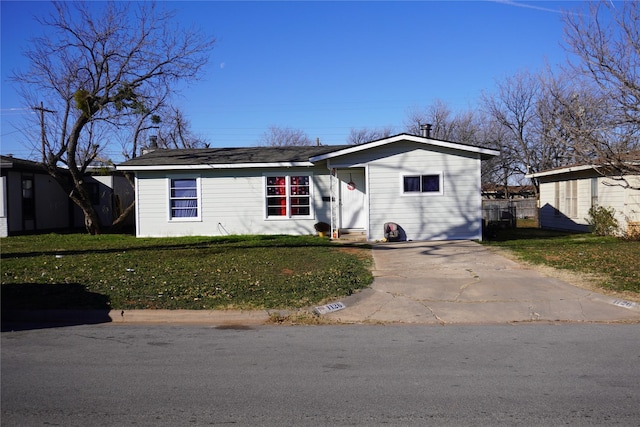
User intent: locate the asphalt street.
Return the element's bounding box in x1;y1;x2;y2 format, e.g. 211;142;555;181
2;323;640;426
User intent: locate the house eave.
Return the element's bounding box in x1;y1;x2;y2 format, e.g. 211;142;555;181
117;161;316;172
526;164;597;179
528;160;640;179
309;134;500;162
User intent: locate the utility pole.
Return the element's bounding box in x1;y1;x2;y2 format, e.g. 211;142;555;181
33;102;55;164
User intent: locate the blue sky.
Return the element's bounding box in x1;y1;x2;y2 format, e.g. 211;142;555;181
1;1;585;161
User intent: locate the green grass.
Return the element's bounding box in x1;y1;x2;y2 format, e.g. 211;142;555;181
483;227;640;294
1;234;373;311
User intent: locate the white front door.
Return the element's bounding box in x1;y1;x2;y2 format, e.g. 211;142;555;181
338;170;366;229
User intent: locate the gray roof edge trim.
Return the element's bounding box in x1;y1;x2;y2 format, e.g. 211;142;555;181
327;161;368;169
116;161;315;172
309;134;499;161
526;164;596;178
527;160;640;179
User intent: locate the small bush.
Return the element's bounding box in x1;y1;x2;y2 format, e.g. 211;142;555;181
314;222;331;233
586;206;619;236
624;221;640;241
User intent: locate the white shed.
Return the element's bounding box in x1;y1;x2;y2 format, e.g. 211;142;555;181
117;134;499;241
528;164;640;234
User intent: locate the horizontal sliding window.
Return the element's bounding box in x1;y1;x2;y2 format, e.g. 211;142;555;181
402;173;442;194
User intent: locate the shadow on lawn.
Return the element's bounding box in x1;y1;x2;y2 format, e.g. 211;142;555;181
485;227;586;242
0;235;339;260
1;283;112;332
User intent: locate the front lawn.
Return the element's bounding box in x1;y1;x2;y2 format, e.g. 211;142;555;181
483;228;640;295
1;234;373;310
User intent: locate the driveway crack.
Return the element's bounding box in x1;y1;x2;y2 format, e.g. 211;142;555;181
454;269;481;301
423;303;446;325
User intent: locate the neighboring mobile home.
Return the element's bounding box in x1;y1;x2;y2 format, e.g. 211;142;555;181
527;164;640;234
0;155;134;236
118;134;499;241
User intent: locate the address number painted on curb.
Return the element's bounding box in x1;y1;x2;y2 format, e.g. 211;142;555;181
314;302;346;315
613;299;638;310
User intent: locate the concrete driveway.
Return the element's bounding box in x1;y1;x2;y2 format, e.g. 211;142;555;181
325;240;640;324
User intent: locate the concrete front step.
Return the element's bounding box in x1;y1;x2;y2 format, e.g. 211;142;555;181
336;229;367;242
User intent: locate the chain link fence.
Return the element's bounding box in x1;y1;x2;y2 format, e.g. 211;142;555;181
482;199;537;232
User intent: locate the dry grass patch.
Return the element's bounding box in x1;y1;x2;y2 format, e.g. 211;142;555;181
484;228;640;299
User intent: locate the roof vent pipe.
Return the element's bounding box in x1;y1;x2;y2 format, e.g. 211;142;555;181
420;124;432;138
141;135;159;156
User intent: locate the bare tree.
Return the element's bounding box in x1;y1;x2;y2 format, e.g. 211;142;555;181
559;0;640;186
347;127;394;145
404;99;480;144
534;69;583;169
476;117;512;188
154;106;210;150
450;110;482;145
258;126;314;146
12;1;215;234
481;70;545;193
404;99;454;139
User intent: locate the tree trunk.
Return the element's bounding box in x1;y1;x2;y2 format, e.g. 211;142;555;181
85;213;101;235
111;201;135;232
70;191;103;235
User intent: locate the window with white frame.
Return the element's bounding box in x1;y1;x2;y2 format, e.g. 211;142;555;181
169;177;200;220
265;175;312;218
402;173;442;194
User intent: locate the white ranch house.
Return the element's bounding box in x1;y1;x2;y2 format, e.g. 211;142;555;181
528;164;640;234
117;134;499;241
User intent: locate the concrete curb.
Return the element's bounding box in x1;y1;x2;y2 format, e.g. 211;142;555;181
1;309;274;327
112;309;273;325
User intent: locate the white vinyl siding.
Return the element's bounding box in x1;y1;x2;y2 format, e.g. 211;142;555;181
538;173;640;233
134;167;328;237
539;177;589;232
335;141;482;241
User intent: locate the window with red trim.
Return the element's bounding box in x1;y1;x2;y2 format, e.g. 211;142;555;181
266;175;311;218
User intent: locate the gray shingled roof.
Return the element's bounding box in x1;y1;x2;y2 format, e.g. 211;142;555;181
117;145;350;167
0;155;48;172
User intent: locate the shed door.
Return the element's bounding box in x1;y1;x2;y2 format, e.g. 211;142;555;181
338;170;366;229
